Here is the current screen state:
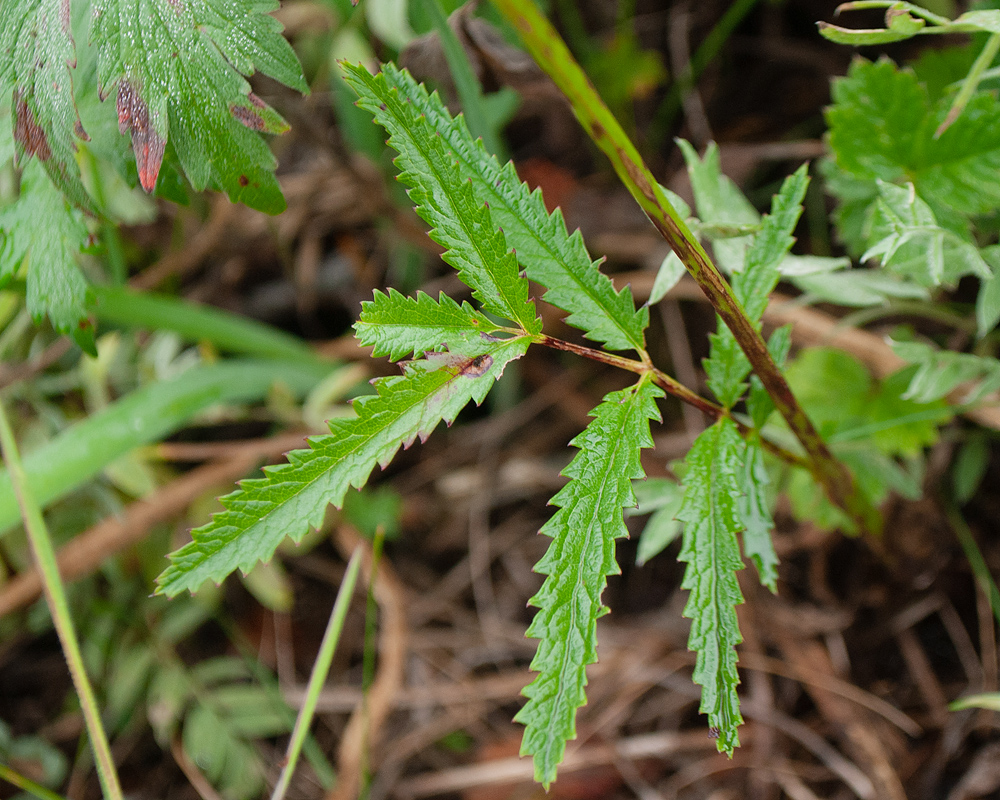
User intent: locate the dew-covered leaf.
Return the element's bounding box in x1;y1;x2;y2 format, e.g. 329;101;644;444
354;289;502;362
157;335;531;596
343;63;541;334
356;62;647;352
678;417;746;754
91;0;307;213
0;161;93;352
515;378;662;787
0;0;94;211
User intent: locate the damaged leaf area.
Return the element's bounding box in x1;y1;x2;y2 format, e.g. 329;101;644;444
156;334;531;596
0;0;95;212
0;161;94;353
91;0;308;214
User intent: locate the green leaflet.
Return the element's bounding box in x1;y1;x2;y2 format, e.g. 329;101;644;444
0;0;94;211
704;166;808;408
361;62;648;353
91;0;307;213
827;57;1000;217
0;161;94;353
344;63;541;335
156;335;531;596
678;417;746;754
354;289;502;361
515;377;662;788
738;436;778;593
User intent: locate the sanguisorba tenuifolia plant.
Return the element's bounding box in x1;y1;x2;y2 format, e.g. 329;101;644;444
14;0;1000;790
153;54;860;784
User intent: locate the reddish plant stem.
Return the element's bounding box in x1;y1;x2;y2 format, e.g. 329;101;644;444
534;335;810;470
495;0;873;530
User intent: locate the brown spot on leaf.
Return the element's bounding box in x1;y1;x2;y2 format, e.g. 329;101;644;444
459;354;493;378
230;104;266;131
13;94;51;161
238;175;249;187
247;92;266;109
117;81;166;193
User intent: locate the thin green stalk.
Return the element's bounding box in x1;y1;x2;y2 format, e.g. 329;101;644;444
0;763;68;800
0;400;124;800
270;546;363;800
416;0;506;158
358;528;385;800
492;0;873;531
936;33;1000;136
947;504;1000;628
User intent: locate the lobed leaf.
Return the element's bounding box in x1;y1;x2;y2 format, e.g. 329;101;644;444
157;335;531;596
354;289;502;362
0;161;93;352
0;0;94;211
358;62;648;352
677;417;746;754
515;377;663;787
91;0;307;213
827;57;1000;217
343;63;540;334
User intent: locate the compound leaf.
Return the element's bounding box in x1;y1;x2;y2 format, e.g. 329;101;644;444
515;377;662;787
678;417;746;754
0;161;93;352
91;0;307;213
344;63;540;334
356;62;647;352
157;335;531;596
354;289;503;362
0;0;94;211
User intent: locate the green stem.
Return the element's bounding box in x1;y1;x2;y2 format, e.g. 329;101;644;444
936;33;1000;137
358;529;384;800
0;400;124;800
270;546;363;800
947;504;1000;628
493;0;872;530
